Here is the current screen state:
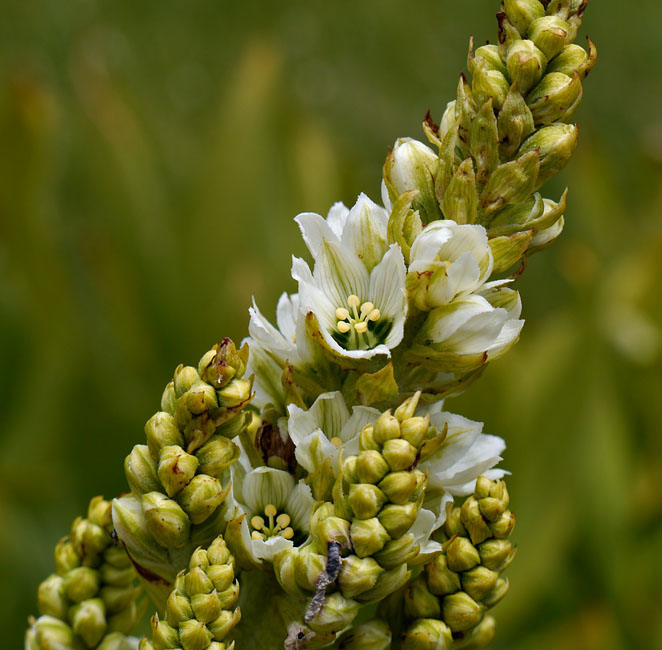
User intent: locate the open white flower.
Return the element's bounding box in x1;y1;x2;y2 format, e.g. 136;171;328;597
407;220;493;310
286;391;380;476
225;466;315;563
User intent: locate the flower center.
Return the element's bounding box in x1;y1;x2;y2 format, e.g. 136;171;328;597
336;294;381;336
250;503;295;541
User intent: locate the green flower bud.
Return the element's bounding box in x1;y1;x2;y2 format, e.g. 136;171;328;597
481;577;509;609
157;445;199;497
381;439;417;472
356;450;390;484
528;15;569;59
145;412;184;455
32;615;84;650
306;592;360;635
461;565;499;601
71;517;108;566
335;619;391;650
446;537;480;572
54;539;80;575
206;565;234;594
527;72;582;125
399;416;430;449
460;497;492;546
374;533;419;569
161;382;178;415
404;575;442;620
295;545;327;592
384;138;442;224
87;496;113;529
185;566;214;596
378;471;418;505
489;510;516;538
215;582;240;610
506;40;547;94
342;455;360;484
99;585;141;613
176;475;228;525
518;123;578;188
142;492;191;549
503;0;545;34
349;484;388;520
443;506;467;538
350;518;390;558
179;619;214;650
497;83;536;158
206;537;232;566
190;592;223;624
125;445;161;496
547;41;597;79
471;63;509;111
37;575;68;619
69;598;107;647
373;411;401;445
358;426;380;452
337;555;383;599
402;618;453;650
217;377;253;408
355;563;411;603
426;554;461;596
196;435;240;477
378;503;420;539
208;609;241;641
468;44;507;78
313;514;352;549
64;567;101;603
441;592;484;632
477;539;515;571
393;392;421;422
151;613;179;648
199;339;248;388
185;383;218;417
273;548;303;597
166;590;194;626
174;365;201;397
99;632;139;650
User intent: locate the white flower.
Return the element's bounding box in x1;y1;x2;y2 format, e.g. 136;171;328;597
407;220;494;310
286;391;380;476
225;466;315;563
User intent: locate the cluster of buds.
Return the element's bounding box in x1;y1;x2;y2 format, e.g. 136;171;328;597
26;497;144;650
274;393;446;640
112;339;254;607
401;477;515;649
385;0;595;273
139;536;241;650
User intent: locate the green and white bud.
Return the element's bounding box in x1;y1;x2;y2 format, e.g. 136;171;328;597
547;40;597;78
481;577;510;608
195;436;240;477
348;484;388;520
125;445;161;496
337;555;383;599
402;618;453;650
306;592;360;635
158;446;199;497
350;518;391;558
426;554;461;596
454;615;496;650
37;575;68;620
404;575;442;620
527;72;582;125
528;15;569;59
176;475;228;525
69;598;107;647
334;619;391;650
142;492;191;549
374;533;419;569
145;412;184;455
506;40;547;94
378;471;419;505
461;566;499;602
378;503;420;539
442;591;484;632
356;450;390;484
518;123;578;189
503;0;545;35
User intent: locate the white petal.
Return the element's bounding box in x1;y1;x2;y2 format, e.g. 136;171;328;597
251;535;294;562
314;240;370;309
294;430;339;473
276;293;300;342
286;481;316;532
295;212;340;257
291;256;314;285
338;406;381;443
288;391;350;443
248;300;294;361
438;434;506;493
326;202;350;238
381;179;393;213
421;489;455;530
244;339;285;411
485;319;524;359
241;467;295;514
341;193;389;271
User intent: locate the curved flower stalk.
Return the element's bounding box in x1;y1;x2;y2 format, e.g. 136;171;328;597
111;339;254;609
138;535;241;650
26;497;145;650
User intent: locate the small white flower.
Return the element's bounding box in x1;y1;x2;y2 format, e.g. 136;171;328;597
408;220;494;310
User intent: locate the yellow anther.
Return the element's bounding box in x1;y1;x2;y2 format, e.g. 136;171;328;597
276;513;291;528
291;334;297;343
264;504;278;518
251;531;265;541
368;309;381;321
330;436;343;448
337;321;351;333
360;302;375;315
251;516;265;531
282;527;295;540
354;322;368;334
336;307;350;321
347;295;361;309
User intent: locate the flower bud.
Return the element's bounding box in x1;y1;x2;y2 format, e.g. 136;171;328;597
206;565;234;594
37;575;68;619
547;41;597;79
87;496;113;529
165;590;194;626
157;445;198;497
199;339;247;388
489;510;516;538
335;619;391;650
145;412;184;455
273;548;303;597
71;518;109;566
191;592;223;624
125;445;161;496
207;536;232;566
356;451;390;484
174;365;201;397
468;44;507;78
384;138;441;224
441;591;484;632
454;615;495;649
349;484;388;520
99;558;135;586
216;582;240;610
528;15;569;59
314;515;352;549
461;565;499;601
196;435;240;477
404;575;441;620
477;539;514;571
378;471;418;505
471;63;509;111
63;567;100;602
176;475;228;525
342;455;360;485
208;608;241;640
378;503;419;539
102;632;139;650
481;577;509;608
446;537;480;572
426;554;461;596
506;40;547;94
350;518;390;558
99;584;141;613
54;540;80;575
460;497;492;545
217;377;253;408
161;382;178;415
527;72;582;125
394;391;421;422
358;426;380;452
185;565;214;596
381;439;417;472
400;416;430;448
142;492;191;549
402;618;453;650
374;533;419;569
306;592;360;635
354;563;410;603
69;598;107;647
295;545;327;592
373;412;401;445
444;506;467;538
337;555;383;598
185;383;218;416
179;619;214;649
518;123;578;188
32;616;82;650
503;0;545;34
150;614;179;648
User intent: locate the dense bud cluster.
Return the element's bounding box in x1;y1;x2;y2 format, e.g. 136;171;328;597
139;536;240;650
26;497;144;650
401;477;516;649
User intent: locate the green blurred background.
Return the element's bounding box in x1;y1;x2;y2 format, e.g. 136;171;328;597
1;0;660;647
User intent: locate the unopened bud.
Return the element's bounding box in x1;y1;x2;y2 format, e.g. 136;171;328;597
478;539;515;571
125;445;161;496
295;545;327;592
54;539;80;575
87;496;112;529
355;563;410;603
489;510;516;538
373;412;401;445
173;365;201;397
157;445;198;497
378;471;418;505
161;382;178;415
349;484;388;520
404;575;442;620
441;591;484;632
150;614;179;648
471;63;509;110
184;383;218;415
32;616;82;650
196;435;240;477
426;554;461;596
503;0;545;34
506;40;547;94
400;416;430;448
482;577;510;608
518;123;578;188
461;565;499;601
358;426;380;452
191;591;223;624
446;537;480;572
335;619;391;650
145;412;184;455
443;506;467;538
528;15;569;59
342;455;360;484
165;590;194;626
208;608;241;640
179;619;214;649
71;518;108;565
454;615;495;649
99;584;140;613
37;575;68;619
217;377;253;408
338;555;383;599
307;592;360;635
547;41;597;79
142;492;190;549
176;475;228;525
350;518;390;558
382;439;417;472
356;450;390;484
69;598;107;647
374;533;419;569
527;72;582;125
460;497;492;545
199;339;247;388
378;503;419;539
314;515;352;549
63;567;100;603
402;618;453;650
468;44;507;78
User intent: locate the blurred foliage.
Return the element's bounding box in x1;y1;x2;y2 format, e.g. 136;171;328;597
1;0;660;647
